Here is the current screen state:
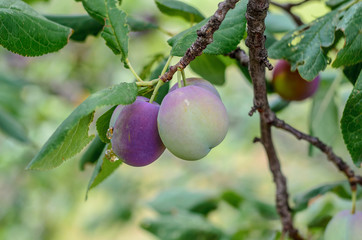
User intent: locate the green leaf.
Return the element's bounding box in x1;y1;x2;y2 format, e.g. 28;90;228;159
190;54;226;86
293;181;361;212
0;0;72;56
309;72;340;154
86;145;122;198
101;0;129;61
326;0;350;9
268;10;339;80
0;106;29;143
127;16;158;31
82;0;157;31
343;62;362;85
82;0;106;23
44;15;103;42
139;53;165;80
149;189;218;216
332;2;362;68
96;106;117;143
221;190;244;208
79;135;106;170
168;0;247;56
0;73;28;113
141;211;223;240
27;82;137;170
155;0;204;23
265;13;296;33
341;70;362;167
270;97;290;113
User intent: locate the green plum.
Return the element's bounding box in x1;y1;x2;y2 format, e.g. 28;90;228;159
157;85;228;160
169;78;220;98
324;210;362;240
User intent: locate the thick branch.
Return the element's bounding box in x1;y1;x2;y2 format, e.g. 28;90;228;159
160;0;240;82
245;1;303;239
273;117;362;187
270;0;313;26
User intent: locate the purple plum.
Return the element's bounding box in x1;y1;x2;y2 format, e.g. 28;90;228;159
157;85;228;160
110;96;165;166
272;60;320;101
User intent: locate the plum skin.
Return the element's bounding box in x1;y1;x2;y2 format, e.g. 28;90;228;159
157;85;228;160
169;78;220;98
272;60;320;101
324;210;362;240
110;96;165;167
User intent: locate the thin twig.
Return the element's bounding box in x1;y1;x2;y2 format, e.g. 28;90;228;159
270;0;314;26
245;0;303;239
228;47;249;67
272;117;362;187
160;0;240;82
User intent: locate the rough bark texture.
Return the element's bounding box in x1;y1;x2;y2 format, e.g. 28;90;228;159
245;1;303;239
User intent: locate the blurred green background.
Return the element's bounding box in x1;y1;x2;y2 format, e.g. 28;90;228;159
0;0;361;239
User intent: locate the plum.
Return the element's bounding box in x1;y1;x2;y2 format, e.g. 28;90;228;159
272;60;320;101
169;78;220;98
324;210;362;240
110;96;165;166
157;85;228;160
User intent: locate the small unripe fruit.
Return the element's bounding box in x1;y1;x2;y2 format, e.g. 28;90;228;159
110;96;165;167
157;85;228;160
272;60;320;101
324;210;362;240
170;78;220;98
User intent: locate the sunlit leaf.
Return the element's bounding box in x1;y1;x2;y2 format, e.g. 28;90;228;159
268;10;339;80
332;2;362;67
27;83;137;170
0;0;72;56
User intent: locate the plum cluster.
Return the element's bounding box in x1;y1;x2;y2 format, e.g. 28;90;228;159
109;78;228;166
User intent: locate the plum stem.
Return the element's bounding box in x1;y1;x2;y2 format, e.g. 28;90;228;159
157;27;174;37
351;188;357;214
136;79;159;87
149;55;173;103
177;70;182;88
149;80;163;103
126;58;144;82
181;69;187;86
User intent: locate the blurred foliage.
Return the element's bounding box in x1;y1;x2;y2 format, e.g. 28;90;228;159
0;0;361;240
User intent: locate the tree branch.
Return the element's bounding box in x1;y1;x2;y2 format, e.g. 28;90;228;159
270;0;314;26
160;0;240;82
272;117;362;188
228;47;249;67
245;1;303;239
